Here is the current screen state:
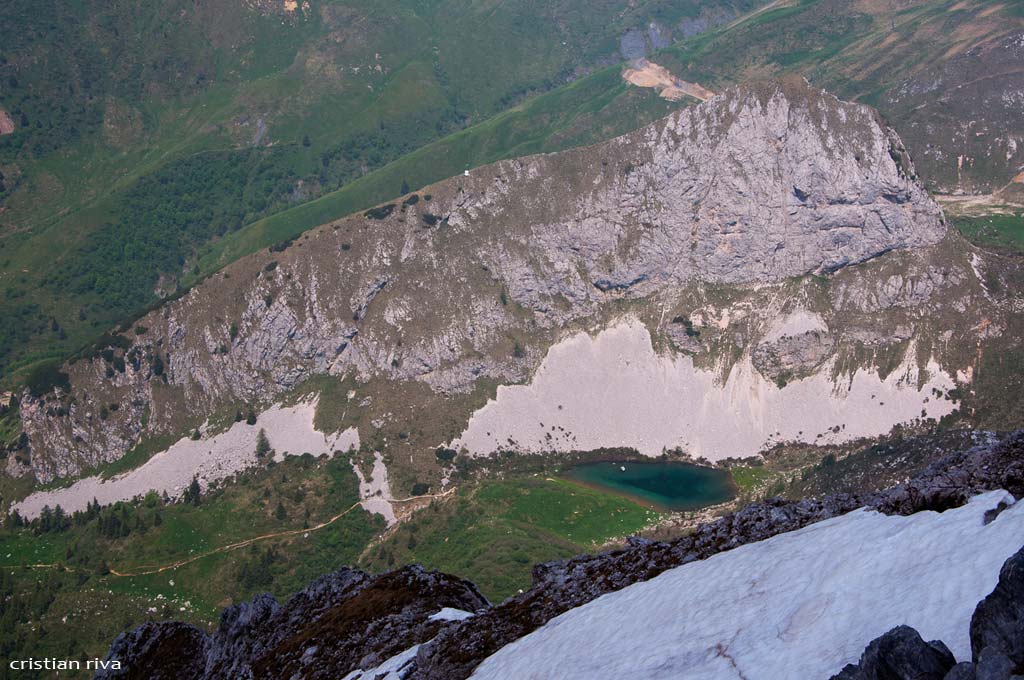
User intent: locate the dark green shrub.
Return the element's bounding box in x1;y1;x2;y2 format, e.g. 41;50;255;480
269;236;297;253
25;361;70;397
363;204;395;220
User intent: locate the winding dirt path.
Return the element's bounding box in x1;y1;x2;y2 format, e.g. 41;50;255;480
4;488;456;577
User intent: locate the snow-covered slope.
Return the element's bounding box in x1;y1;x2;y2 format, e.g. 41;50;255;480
472;490;1023;680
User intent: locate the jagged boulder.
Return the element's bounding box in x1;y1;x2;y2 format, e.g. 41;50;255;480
970;546;1024;670
829;626;956;679
943;662;977;680
99;622;210;680
830;545;1024;680
751;330;834;384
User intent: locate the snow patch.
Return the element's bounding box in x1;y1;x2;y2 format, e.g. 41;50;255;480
453;322;955;460
14;401;358;519
341;642;422;680
473;491;1024;680
352;451;397;526
970;252;991;298
429;607;474;622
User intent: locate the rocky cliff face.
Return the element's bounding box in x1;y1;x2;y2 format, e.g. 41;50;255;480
14;77;962;482
97;432;1024;680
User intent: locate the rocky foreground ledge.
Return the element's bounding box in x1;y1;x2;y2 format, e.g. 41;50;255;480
98;433;1024;679
833;545;1024;680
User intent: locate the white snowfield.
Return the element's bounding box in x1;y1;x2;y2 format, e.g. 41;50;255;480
455;322;956;461
14;401;358;519
429;607;475;622
472;490;1024;680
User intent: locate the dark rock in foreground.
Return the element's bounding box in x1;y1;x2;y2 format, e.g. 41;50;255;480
830;625;957;680
97;565;487;679
832;545;1024;680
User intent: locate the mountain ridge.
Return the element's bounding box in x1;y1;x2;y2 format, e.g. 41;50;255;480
13;77;957;484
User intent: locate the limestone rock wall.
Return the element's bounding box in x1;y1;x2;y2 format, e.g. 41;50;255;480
17;79;963;481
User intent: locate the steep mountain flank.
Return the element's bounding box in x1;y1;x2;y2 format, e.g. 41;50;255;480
0;0;765;378
12;78;1011;490
96;432;1024;679
885;29;1024;195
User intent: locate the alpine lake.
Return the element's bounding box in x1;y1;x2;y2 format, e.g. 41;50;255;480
561;460;736;512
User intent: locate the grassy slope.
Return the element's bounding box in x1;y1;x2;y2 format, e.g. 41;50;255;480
952;213;1024;253
197;66;679;272
0;453;381;667
0;462;659;666
0;0;756;384
360;477;657;601
200;0;1024;289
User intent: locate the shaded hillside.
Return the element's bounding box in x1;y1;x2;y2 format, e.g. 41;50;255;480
4;1;1021;390
0;0;759;382
190;0;1024;334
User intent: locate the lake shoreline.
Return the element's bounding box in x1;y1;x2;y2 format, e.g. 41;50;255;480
559;460;737;513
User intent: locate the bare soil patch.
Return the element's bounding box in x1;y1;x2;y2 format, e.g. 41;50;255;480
0;107;15;135
622;60;715;102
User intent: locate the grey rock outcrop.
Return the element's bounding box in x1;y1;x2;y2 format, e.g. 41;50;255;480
752;330;834;383
20;77;950;481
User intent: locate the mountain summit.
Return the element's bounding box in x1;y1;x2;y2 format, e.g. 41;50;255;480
500;75;945;291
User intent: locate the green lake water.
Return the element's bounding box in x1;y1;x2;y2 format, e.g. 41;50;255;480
562;460;735;512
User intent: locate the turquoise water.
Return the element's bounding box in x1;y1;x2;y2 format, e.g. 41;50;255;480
562;460;735;512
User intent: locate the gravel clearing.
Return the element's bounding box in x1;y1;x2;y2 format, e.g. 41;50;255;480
14;401;358;519
622;59;715;101
454;322;956;461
